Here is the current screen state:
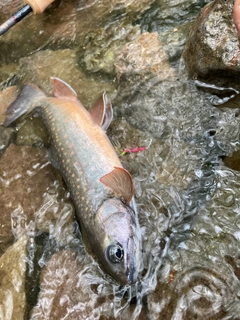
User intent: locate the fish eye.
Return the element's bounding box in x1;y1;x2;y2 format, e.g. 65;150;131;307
107;243;124;263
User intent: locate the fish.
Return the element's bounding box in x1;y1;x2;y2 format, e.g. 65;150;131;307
4;77;142;285
234;0;240;34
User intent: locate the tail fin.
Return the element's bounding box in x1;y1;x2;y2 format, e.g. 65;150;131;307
3;84;46;127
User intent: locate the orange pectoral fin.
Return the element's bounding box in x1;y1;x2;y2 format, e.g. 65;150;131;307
100;167;134;204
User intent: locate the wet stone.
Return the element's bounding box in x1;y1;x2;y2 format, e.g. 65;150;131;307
223;150;240;172
147;227;240;319
15;117;50;148
0;144;75;255
80;21;141;75
30;249;112;320
144;160;240;319
0;65;18;89
0;236;27;320
0;126;15;158
0;86;18;123
0;0;22;17
114;32;176;81
183;0;240;89
0;86;18;155
30;248;148;319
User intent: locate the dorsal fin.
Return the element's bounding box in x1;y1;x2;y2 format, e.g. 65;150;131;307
51;77;78;100
89;92;113;129
100;167;134;204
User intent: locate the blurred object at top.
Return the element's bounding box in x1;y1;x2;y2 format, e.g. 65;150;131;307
0;0;55;36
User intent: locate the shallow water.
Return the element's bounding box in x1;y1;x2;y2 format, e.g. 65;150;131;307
1;0;240;319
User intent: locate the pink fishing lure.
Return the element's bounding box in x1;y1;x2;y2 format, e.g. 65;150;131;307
121;139;152;156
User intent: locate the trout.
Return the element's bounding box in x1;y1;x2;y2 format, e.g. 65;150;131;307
4;77;141;285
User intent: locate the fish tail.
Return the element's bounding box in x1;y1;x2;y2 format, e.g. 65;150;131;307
3;84;46;127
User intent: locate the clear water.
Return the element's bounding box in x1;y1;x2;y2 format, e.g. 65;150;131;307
1;0;240;319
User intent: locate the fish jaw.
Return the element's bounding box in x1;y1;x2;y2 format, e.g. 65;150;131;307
95;198;142;285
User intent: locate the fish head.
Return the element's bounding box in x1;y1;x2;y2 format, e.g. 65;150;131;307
95;198;141;285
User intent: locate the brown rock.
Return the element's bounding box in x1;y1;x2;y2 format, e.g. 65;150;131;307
0;86;18;156
30;248;148;319
30;249;111;320
183;0;240;89
223;150;240;171
0;0;22;17
0;86;18;124
0;144;73;255
0;236;27;320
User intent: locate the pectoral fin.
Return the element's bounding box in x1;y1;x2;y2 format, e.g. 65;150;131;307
51;77;78;100
89;92;113;130
100;167;134;204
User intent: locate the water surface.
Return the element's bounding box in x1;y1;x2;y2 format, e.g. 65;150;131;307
1;0;240;319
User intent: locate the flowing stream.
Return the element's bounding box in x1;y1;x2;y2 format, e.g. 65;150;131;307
1;0;240;319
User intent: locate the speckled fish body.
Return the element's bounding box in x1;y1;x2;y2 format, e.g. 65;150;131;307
4;78;141;285
42;96;123;213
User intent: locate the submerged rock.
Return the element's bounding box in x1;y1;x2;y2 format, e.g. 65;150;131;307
80;21;141;74
0;126;15;158
0;86;18;123
0;86;17;156
0;64;18;89
147;199;240;319
15;117;50;148
0;144;75;255
30;248;147;319
115;32;176;81
183;0;240;89
223;150;240;172
0;236;27;320
0;0;155;66
30;249;111;320
18;48;115;107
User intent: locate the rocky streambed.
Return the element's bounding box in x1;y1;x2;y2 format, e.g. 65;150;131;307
1;0;240;319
